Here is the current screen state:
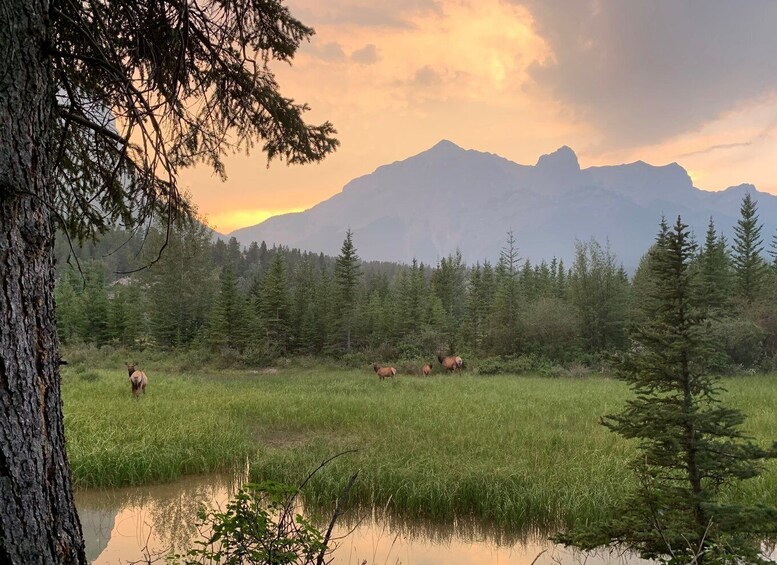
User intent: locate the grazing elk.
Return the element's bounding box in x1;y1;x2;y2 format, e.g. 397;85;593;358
422;363;432;377
437;353;463;374
372;363;397;381
125;362;148;398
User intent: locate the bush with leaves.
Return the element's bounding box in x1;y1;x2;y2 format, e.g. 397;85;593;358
475;354;552;375
708;317;765;370
171;481;332;565
522;296;579;360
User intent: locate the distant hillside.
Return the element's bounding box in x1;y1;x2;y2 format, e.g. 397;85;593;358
229;140;777;269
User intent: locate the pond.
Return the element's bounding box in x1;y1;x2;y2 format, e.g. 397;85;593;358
75;473;654;564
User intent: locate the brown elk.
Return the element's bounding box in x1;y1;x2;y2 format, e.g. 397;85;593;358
125;362;148;398
372;363;396;380
437;354;463;373
422;363;432;377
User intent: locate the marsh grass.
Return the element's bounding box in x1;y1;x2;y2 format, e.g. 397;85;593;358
62;358;777;529
63;368;250;487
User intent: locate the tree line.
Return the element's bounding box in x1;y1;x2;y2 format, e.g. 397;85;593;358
55;193;777;371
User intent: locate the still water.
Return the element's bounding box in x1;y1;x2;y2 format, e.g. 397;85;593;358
75;474;652;565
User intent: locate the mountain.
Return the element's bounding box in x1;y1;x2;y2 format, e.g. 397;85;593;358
229;140;777;270
209;227;229;243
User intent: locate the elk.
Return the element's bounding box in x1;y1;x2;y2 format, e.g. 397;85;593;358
125;362;148;398
372;363;396;381
437;353;463;373
422;363;432;377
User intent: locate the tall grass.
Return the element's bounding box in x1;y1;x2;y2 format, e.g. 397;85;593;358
63;366;250;487
62;358;777;530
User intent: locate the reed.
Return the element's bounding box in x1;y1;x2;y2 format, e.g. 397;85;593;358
61;361;777;529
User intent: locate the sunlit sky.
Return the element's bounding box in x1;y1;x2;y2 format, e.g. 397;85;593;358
178;0;777;234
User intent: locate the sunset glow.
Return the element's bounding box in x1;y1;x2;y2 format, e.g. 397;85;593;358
178;1;777;234
205;208;306;234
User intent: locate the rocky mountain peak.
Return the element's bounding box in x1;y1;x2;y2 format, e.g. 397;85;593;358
535;145;580;173
228;141;775;271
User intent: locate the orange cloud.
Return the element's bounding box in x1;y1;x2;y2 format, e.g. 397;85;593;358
178;0;777;235
585;94;777;193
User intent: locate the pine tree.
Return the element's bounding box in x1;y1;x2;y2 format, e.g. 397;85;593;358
226;237;244;277
769;230;777;269
732;193;767;304
465;261;497;352
81;262;110;345
313;268;337;353
568;239;628;352
289;259;316;353
492;233;522;354
144;219;216;347
334;229;363;351
55;267;85;344
245;241;262;279
535;260;553;298
407;260;426;332
356;272;386;347
210;263;251;352
364;285;389;346
107;283;131;345
560;216;777;563
400;259;424;334
631;218;670;327
431;250;467;351
432;251;467;318
212;239;228;268
122;282;145;346
556;258;566;298
258;253;291;353
466;263;484;348
479;261;498;350
391;268;412;338
697;218;733;316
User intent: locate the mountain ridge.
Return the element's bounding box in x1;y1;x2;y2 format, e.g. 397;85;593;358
228;141;775;269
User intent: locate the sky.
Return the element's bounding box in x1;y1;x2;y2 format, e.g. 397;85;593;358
178;0;777;234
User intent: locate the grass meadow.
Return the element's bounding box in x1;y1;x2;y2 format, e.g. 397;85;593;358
61;351;777;531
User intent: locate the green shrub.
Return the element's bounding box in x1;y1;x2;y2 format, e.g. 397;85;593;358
170;481;330;565
475;354;552;375
394;337;426;359
337;351;371;369
709;317;766;369
568;362;591;378
522;297;579;361
373;341;396;361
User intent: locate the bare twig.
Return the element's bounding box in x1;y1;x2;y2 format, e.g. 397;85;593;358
298;449;359;492
316;472;358;565
56;106;129;146
529;549;547;565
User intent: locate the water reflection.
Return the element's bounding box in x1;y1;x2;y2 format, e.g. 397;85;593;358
75;474;652;564
76;474;242;564
322;506;651;565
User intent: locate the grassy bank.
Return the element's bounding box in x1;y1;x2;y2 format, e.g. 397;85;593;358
62;358;777;530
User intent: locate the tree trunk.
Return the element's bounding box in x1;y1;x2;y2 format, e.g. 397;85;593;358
0;0;87;562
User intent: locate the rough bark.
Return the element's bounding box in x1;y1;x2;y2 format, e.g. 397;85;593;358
0;0;87;562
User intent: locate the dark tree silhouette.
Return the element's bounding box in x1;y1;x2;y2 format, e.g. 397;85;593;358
0;0;337;561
